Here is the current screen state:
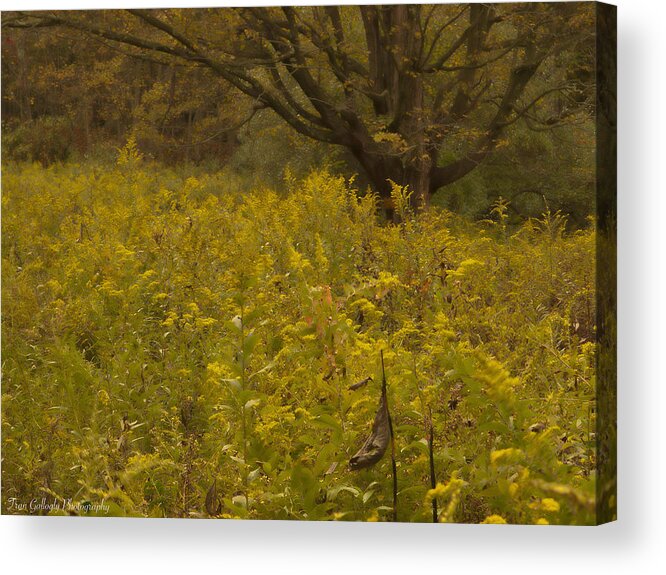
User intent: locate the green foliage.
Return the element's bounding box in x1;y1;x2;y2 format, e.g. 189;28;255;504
225;109;343;192
1;25;242;166
2;116;73;165
2;164;597;523
432;121;595;225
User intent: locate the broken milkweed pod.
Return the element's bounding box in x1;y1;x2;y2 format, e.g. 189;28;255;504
349;393;390;470
348;376;372;391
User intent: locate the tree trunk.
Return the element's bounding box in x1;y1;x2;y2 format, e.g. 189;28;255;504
351;144;433;218
404;155;432;210
354;5;434;212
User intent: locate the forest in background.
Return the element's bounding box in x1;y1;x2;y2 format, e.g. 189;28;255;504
2;3;596;223
1;4;610;523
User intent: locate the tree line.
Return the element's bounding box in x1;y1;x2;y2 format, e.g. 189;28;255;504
2;4;597;217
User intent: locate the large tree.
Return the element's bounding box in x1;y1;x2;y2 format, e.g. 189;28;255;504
3;3;594;204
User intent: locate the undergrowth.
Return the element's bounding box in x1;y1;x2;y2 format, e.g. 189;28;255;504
1;159;596;523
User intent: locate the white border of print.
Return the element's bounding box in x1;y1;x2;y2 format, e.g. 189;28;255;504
1;1;664;574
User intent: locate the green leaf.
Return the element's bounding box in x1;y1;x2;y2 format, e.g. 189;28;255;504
245;398;261;410
327;485;360;500
243;330;260;356
312;413;342;433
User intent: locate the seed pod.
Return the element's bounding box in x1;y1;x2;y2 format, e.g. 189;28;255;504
205;479;221;516
349;393;390;470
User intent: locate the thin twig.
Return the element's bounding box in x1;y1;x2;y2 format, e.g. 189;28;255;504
381;350;398;522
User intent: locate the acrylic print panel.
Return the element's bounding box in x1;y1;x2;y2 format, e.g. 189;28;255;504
0;2;616;524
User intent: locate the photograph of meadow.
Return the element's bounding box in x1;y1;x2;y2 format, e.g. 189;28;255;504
1;2;616;524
